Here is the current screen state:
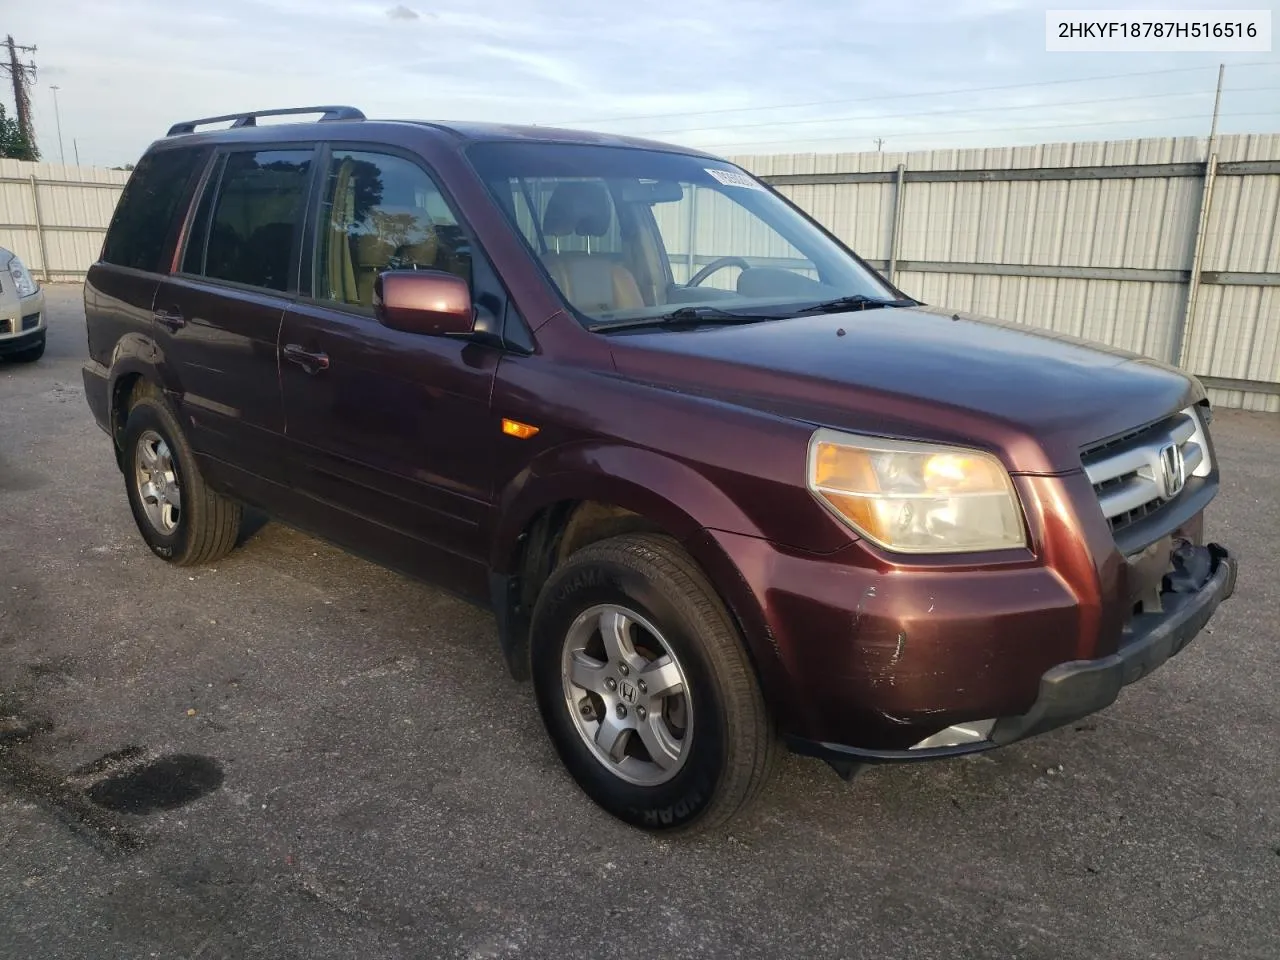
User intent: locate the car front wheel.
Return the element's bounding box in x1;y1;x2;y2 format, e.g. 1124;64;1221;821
530;533;776;834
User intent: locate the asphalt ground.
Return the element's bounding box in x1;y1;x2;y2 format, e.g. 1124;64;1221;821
2;284;1278;959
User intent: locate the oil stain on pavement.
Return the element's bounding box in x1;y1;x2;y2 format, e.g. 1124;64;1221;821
1;708;224;852
86;754;224;814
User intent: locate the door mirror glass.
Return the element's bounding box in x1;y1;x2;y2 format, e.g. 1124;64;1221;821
373;269;474;337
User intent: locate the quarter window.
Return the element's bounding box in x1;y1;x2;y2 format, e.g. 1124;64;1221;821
202;149;313;292
316;150;471;308
101;147;209;272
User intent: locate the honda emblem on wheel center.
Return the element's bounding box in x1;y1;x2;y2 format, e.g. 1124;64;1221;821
1158;442;1186;499
619;680;639;704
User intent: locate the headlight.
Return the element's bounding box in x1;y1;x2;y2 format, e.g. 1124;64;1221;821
806;428;1026;554
8;257;38;298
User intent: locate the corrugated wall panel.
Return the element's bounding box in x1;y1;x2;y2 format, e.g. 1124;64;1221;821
0;159;128;277
735;134;1278;411
1203;169;1280;273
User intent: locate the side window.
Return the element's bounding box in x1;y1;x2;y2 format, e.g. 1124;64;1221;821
101;146;209;272
203;149;313;292
180;155;224;276
316;150;472;309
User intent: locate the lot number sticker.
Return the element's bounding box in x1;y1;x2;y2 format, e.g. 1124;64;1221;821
705;168;767;191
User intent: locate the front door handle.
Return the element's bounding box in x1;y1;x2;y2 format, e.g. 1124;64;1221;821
154;309;186;332
283;343;331;374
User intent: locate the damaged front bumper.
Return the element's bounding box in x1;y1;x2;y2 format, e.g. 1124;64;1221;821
787;542;1237;772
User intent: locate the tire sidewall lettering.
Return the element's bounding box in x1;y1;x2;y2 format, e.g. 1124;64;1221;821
532;553;726;831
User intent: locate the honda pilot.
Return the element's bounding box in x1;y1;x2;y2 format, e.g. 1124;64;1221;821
82;106;1237;833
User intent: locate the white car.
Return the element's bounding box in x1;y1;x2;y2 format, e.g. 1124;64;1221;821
0;248;46;363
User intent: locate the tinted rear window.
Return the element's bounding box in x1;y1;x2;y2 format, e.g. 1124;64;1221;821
203;149;313;292
101;147;209;272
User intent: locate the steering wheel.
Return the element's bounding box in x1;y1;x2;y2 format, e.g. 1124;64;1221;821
687;256;753;287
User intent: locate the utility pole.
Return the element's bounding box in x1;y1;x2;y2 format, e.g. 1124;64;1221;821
49;85;64;164
1175;63;1227;370
1206;61;1225;155
874;138;885;152
73;138;80;165
1;35;39;159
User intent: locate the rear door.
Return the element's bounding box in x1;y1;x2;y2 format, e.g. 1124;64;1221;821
86;145;209;375
153;145;318;491
277;145;501;593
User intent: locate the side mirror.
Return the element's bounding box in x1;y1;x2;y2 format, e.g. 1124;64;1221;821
373;270;474;337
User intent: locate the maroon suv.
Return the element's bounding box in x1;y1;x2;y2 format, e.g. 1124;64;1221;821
83;106;1237;833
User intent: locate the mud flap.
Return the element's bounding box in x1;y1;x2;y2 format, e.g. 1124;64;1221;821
489;572;530;681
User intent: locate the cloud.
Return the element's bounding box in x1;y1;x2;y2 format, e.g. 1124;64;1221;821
3;0;1273;166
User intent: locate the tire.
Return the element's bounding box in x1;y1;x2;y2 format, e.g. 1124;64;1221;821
120;383;241;566
8;334;45;363
530;533;777;834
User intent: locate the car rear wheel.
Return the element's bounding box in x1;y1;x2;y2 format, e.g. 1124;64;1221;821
530;533;776;834
121;383;241;566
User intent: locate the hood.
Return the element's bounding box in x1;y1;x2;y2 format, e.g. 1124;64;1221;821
607;305;1201;474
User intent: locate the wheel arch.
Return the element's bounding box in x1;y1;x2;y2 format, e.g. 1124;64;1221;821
105;338;167;468
487;443;776;691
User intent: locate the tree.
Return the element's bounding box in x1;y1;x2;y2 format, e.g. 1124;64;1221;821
0;102;39;160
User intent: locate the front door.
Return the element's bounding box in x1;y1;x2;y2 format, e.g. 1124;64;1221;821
279;146;500;596
153;146;317;492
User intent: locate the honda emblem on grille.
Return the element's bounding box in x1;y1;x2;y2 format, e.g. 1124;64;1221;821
1158;442;1185;498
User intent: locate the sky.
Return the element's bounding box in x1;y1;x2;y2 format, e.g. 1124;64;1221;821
6;0;1279;167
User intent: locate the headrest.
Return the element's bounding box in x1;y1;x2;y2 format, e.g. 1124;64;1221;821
542;181;612;238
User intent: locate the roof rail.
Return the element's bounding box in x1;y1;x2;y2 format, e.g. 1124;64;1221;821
166;106;366;137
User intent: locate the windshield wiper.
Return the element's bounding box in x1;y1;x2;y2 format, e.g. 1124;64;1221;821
587;306;787;333
792;294;920;314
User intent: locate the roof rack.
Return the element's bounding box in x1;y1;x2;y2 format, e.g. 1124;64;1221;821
166;106;366;137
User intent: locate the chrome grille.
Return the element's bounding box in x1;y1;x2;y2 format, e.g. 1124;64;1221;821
1082;407;1211;535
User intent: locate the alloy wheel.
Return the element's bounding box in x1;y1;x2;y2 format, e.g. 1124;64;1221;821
560;603;694;786
133;429;182;535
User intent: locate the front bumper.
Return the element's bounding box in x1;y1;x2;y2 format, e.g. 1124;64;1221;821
0;326;45;356
988;542;1235;745
788;542;1237;765
0;290;46;354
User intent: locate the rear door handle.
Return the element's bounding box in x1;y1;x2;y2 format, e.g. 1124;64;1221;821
283;343;331;374
154;309;186;331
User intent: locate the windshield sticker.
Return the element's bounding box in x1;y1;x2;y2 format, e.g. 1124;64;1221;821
705;168;767;191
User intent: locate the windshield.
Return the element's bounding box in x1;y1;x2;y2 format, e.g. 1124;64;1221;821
467;142;899;327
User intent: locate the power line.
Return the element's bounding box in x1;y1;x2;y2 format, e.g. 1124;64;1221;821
628;85;1280;139
546;60;1280;128
702;109;1280;154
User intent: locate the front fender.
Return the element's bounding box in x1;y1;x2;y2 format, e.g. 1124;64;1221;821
490;441;767;574
490;440;801;717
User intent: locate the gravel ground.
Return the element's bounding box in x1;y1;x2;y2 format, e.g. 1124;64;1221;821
2;284;1278;960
